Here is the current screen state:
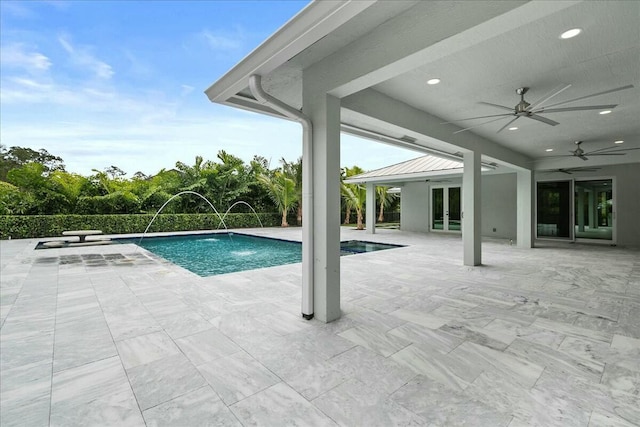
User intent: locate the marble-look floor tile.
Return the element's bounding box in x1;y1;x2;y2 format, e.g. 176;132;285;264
330;346;416;394
175;327;241;366
391;344;475;391
534;317;613;343
388;308;447;329
198;350;280;405
449;341;544;388
155;310;213;339
484;318;566;349
589;410;638;427
601;364;640;396
142;386;241;427
338;325;411;357
439;322;514;351
312;378;424;426
391;374;511;426
280;358;351;400
0;376;52;427
506;338;603;382
388;322;463;354
232;382;337;426
116;331;180;369
50;356;144;426
127;353;207;411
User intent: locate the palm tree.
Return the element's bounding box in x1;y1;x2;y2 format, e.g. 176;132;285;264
281;157;302;225
257;171;298;227
341;166;367;230
376;186;397;222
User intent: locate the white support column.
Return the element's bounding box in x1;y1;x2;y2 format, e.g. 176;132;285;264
366;183;376;234
462;151;481;266
516;170;534;248
302;85;341;322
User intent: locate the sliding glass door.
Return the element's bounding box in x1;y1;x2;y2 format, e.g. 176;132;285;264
536;178;615;243
537;181;573;239
575;179;613;241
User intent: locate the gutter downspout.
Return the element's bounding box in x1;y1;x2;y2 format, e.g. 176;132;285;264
249;75;314;320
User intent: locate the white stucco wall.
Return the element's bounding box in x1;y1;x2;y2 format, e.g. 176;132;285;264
536;162;640;247
481;174;517;239
399;181;430;232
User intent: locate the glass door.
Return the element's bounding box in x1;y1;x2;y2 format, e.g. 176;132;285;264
431;186;462;232
536;181;573;239
575;179;614;242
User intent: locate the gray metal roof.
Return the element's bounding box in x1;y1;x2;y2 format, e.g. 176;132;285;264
345;155;463;184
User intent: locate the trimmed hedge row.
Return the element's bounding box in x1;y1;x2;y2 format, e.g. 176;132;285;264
0;213;295;240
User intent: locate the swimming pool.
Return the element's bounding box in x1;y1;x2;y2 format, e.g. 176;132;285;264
124;233;403;277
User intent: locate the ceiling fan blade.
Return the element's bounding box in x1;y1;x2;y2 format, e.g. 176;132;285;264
440;113;513;124
496;116;520;133
542;84;634;109
525;113;559;126
478;101;514;112
579;156;589;161
535;105;617;113
558;169;573;174
529;84;572;110
587;153;626;156
452;116;507;134
585;147;640;155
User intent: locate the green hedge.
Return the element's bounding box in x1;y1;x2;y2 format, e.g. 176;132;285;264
0;213;296;239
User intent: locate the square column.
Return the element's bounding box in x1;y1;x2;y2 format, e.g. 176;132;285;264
366;183;376;234
516;170;534;248
302;87;341;322
462;151;481;266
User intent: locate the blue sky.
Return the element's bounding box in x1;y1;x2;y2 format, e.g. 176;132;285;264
0;0;419;176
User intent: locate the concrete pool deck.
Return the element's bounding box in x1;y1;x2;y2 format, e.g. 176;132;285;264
1;228;639;426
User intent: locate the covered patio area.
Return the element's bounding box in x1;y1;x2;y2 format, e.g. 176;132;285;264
2;229;639;426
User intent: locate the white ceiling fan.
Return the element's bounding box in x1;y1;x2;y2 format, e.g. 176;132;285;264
444;84;634;134
541;166;601;175
550;141;640;161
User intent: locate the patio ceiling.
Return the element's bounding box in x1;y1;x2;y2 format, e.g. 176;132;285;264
206;1;640;170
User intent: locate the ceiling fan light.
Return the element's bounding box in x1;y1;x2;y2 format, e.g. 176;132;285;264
560;28;582;39
599;110;612;115
614;140;624;144
427;78;441;85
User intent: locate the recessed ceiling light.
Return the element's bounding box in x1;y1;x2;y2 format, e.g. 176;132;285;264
508;127;518;131
560;28;582;39
599;110;612;115
427;78;441;85
614;140;624;144
546;148;554;152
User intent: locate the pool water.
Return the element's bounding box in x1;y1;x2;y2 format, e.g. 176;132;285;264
126;233;403;277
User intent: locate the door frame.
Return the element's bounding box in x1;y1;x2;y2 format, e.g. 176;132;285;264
574;176;617;245
534;176;616;245
430;185;462;233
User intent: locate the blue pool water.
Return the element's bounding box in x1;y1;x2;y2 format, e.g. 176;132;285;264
125;233;402;277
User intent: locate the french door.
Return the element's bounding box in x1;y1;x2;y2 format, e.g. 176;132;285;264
431;186;461;232
536;178;615;243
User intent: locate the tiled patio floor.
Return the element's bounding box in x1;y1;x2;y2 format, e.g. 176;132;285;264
1;228;639;426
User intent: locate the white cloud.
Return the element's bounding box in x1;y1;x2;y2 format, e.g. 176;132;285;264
58;34;114;79
181;85;195;96
1;43;52;72
200;28;243;51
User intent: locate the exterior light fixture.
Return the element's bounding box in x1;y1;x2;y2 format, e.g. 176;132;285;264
427;78;441;85
560;28;582;39
614;140;624;144
508;127;518;131
599;110;612;115
546;148;553;152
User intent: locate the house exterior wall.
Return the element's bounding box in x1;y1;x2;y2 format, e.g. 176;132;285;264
399;174;517;237
481;174;517;239
400;182;430;232
536;162;640;247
